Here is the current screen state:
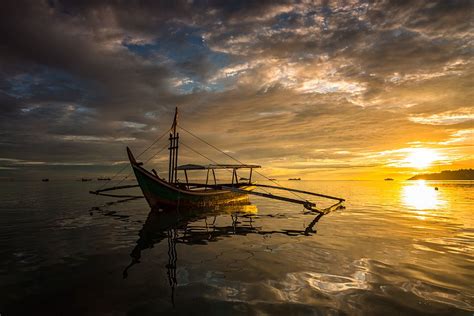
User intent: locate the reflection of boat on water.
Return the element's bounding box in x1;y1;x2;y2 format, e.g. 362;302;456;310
124;203;258;268
91;107;345;213
121;202;326;306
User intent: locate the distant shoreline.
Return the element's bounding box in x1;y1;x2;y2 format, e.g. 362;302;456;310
408;169;474;180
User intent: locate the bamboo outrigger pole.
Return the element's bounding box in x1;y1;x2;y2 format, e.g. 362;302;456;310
253;184;345;202
89;184;141;198
223;186;316;209
222;185;345;214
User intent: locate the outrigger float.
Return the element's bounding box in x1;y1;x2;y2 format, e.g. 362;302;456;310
90;108;345;214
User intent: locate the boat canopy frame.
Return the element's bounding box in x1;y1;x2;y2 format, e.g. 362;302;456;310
176;163;261;188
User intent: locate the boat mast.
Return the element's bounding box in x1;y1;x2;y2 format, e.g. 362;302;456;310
168;107;179;183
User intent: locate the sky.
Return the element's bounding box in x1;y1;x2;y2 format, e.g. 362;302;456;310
0;0;472;180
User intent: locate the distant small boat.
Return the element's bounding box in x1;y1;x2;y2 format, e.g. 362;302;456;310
41;178;49;182
384;178;394;181
97;177;111;181
268;178;276;181
239;177;249;181
288;178;301;181
82;178;93;182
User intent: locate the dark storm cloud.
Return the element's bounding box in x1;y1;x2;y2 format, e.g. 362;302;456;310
0;0;472;178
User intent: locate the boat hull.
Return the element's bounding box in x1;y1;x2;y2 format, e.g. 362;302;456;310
131;164;252;210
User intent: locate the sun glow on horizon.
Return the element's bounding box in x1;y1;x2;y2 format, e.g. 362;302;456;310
403;148;441;169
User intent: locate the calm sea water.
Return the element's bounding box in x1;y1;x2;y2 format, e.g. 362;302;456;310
0;180;472;315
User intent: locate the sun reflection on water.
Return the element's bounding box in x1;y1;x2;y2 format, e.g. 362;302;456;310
402;180;446;212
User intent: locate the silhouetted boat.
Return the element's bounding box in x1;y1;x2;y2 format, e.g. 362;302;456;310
288;178;301;181
81;178;92;182
384;178;394;181
91;108;345;213
41;178;49;182
97;177;111;181
120;108;257;209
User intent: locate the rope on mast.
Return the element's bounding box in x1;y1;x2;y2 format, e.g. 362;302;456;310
180;141;274;196
95;127;171;191
115;142;170;187
90;142;170;197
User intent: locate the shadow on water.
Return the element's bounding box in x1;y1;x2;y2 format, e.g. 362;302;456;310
115;202;326;307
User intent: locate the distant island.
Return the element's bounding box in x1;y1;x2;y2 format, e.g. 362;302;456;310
408;169;474;180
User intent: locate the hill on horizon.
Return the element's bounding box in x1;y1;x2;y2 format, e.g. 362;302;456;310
408;169;474;180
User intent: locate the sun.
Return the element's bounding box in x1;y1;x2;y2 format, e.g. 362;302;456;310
403;148;440;169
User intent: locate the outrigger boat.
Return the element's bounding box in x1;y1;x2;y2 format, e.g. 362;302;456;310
91;108;345;214
126;148;258;209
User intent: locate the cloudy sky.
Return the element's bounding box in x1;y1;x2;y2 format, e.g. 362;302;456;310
0;0;472;180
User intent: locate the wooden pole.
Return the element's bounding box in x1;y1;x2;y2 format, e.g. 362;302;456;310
222;186;317;211
253;184;345;202
168;133;173;183
212;169;217;185
184;169;189;188
169;107;179;184
90;184;140;194
174;133;179;183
